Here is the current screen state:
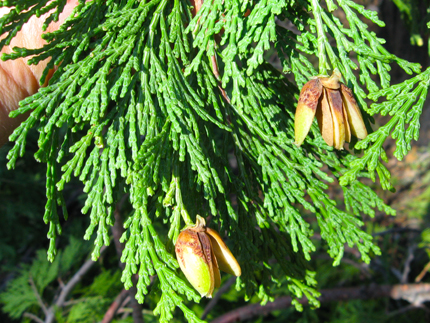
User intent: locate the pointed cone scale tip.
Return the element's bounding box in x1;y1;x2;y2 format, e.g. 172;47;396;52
294;78;323;146
206;228;242;277
340;84;368;139
326;88;345;150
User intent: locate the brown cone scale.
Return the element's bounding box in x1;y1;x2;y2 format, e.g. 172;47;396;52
294;78;323;146
294;70;369;149
326;88;345;150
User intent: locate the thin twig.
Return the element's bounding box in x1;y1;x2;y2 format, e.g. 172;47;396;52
57;277;65;289
401;245;416;283
101;289;129;323
211;283;430;323
201;277;236;320
218;85;231;104
28;275;48;315
211;55;221;81
57;246;108;307
205;17;231;114
415;261;430;283
23;312;45;323
387;304;430;317
44;246;108;323
63;298;86;306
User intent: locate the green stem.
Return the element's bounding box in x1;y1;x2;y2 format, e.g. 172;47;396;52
142;0;168;85
173;162;193;226
310;0;329;75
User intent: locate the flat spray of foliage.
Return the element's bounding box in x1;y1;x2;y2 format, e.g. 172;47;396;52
1;0;428;321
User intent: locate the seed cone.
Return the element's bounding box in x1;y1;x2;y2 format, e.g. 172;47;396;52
175;216;241;298
294;70;368;149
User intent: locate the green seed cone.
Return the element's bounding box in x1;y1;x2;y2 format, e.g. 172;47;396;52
175;229;215;297
175;216;241;298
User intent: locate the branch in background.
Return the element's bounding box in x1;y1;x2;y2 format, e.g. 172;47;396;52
129;284;143;323
44;246;108;323
201;277;236;320
112;194;128;264
23;312;45;323
110;199;144;323
57;247;108;307
101;289;129;323
401;245;416;284
211;284;430;323
387;303;430;317
28;275;48;315
416;261;430;283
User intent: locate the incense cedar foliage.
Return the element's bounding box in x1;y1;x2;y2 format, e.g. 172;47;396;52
1;0;427;321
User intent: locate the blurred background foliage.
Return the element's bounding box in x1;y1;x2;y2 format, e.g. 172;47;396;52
2;0;430;322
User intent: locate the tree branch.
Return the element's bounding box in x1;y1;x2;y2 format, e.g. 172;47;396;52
112;199;144;323
201;277;236;320
101;289;129;323
23;312;45;323
401;245;416;283
57;246;108;308
387;303;430;317
416;261;430;283
44;246;108;323
28;275;48;316
210;283;430;323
